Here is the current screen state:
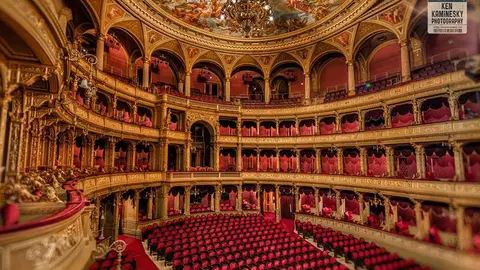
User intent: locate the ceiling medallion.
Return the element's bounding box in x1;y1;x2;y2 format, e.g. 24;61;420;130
221;0;273;38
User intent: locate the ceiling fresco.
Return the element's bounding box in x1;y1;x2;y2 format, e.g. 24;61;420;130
149;0;346;37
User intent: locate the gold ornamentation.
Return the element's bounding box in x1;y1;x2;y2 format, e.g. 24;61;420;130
380;4;406;25
334;32;350;47
223;55;236;65
187;47;200;59
106;5;124;20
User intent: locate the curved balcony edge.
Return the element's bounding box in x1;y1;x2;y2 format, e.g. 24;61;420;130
296;213;479;270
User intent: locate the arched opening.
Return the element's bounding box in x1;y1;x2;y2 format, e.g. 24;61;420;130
464;142;480;182
138;188;156;221
149;50;185;93
231;65;265;102
242;149;258;172
270;62;304;102
219;148;236;172
120;190;137;235
260;185;275;218
300;150;316;173
242;184;258;210
319;188;337;217
280;186;296;224
367;147;387;176
343;148;361;176
391;103;415;127
299;119;316;136
259;150;277;172
190;122;213;169
311;52;347;101
104;27;143;84
94;92;110;116
73;136;84;168
364;109;385;131
321;149;338;174
298;187;315;214
279;150;296;172
191;62;225;101
241;121;257;137
354;31;401;95
319;116;336;135
341;113;359;133
425;143;455;180
115;99;132;123
137;106;153;127
167;145;179;171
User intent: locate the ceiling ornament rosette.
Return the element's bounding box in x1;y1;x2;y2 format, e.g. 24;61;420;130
115;0;379;52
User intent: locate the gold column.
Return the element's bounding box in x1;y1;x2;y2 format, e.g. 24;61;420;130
93;197;102;238
385;146;395;177
383;196;391;231
295;117;299;136
275;119;279;135
109;139;117;171
314;117;319;135
185;186;191;215
335;113;341;133
358;111;364;131
276;148;280;172
304;72;311;104
185;140;191;170
96;34;105;70
142;57;150;88
127;143;135;170
358;147;367;175
295;186;300;213
256;120;260;136
256;148;260;171
335;190;341;220
5;94;26;182
214;145;220;171
113;192;121;240
162;139;169;172
275;185;280;222
383;104;391;128
337;148;344;174
237;144;242;171
455;205;468;250
400;39;411;82
237;118;242;136
414;144;426;178
215;184;221;213
413;99;420;124
315;148;321;173
347;60;356;96
264;78;270;104
225;78;231;102
448;90;459;120
160;185;169;220
314;188;319;214
185;72;191;97
357;193;365;225
452;141;465;181
237;184;243;211
414;200;424;240
295;149;301;172
134;190;141;224
147;191;153;220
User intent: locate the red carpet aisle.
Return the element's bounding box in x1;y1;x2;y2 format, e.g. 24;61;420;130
118;235;159;270
263;212;276;221
262;213;295;232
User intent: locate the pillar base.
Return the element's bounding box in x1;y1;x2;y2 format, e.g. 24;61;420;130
347;90;356;96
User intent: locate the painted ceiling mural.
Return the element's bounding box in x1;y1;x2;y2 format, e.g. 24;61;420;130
150;0;346;37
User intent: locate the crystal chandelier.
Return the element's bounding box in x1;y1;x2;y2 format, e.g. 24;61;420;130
221;0;274;38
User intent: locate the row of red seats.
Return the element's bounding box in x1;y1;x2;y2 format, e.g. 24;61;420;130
89;250;136;270
296;220;430;270
143;214;346;270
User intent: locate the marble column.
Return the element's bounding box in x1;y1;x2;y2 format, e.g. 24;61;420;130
304;73;311;104
185;72;191;97
400;39;412;82
264;78;271;104
225;78;231;102
347;60;356;96
96;34;105;71
142;57;150;88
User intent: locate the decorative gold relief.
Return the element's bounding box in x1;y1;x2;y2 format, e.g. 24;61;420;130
380;3;406;25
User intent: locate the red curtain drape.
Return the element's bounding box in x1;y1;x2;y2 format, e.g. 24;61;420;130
367;151;387;176
425;148;455;179
344;151;360;175
321;153;337;174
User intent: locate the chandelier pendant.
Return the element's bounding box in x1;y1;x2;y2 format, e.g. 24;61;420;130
222;0;273;38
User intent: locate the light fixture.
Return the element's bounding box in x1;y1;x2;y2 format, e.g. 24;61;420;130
222;0;274;38
191;186;200;196
67;42;99;106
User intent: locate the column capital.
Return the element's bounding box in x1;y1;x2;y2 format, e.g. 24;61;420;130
346;60;355;66
412;143;424;152
143;57;151;64
97;33;106;41
225;77;231;82
304;72;310;77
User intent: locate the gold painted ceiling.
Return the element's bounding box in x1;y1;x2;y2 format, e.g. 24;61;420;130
148;0;346;37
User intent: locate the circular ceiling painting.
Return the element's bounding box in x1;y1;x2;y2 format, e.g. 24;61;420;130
150;0;346;37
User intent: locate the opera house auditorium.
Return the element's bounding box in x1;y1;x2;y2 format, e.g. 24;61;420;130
0;0;480;269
